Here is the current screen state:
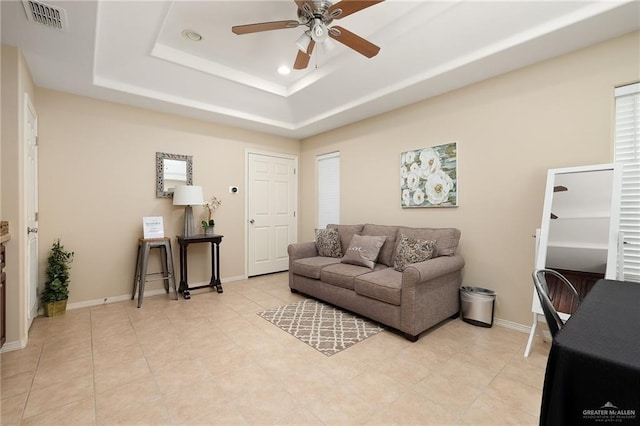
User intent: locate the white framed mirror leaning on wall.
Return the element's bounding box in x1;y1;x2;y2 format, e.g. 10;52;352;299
524;163;622;357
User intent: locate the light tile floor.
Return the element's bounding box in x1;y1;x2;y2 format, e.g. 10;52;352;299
1;272;551;425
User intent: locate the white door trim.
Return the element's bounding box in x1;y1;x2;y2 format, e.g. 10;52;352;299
23;93;39;327
244;149;298;277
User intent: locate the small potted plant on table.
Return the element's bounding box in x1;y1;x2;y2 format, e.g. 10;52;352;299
202;194;222;236
42;239;74;317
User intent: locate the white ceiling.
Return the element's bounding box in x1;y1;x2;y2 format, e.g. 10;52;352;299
2;0;639;139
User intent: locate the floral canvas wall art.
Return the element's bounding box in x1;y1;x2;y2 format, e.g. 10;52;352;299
400;142;457;208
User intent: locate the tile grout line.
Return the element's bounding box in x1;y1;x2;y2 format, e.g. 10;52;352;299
6;273;546;425
19;318;45;423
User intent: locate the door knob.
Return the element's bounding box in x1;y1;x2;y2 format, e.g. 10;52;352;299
249;219;255;224
27;227;38;234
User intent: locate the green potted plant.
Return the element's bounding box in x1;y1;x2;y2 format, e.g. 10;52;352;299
201;195;222;236
201;219;215;236
41;239;74;317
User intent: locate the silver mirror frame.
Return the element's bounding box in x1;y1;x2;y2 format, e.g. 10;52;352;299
156;152;193;198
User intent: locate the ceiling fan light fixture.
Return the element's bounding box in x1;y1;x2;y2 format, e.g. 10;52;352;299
181;29;202;41
310;19;328;43
296;31;312;52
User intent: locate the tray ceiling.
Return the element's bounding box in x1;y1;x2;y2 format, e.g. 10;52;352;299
2;0;638;138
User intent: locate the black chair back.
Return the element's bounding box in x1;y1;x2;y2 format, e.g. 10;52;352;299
532;269;581;338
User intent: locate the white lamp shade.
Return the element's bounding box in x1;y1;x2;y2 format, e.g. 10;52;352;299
296;32;311;52
172;185;204;206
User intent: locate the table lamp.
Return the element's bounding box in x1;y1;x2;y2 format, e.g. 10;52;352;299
172;185;204;237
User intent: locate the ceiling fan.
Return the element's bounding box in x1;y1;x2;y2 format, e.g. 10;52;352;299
232;1;384;70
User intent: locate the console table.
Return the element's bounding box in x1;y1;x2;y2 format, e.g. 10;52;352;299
176;234;223;299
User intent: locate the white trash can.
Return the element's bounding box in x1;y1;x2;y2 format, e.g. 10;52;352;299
460;286;496;328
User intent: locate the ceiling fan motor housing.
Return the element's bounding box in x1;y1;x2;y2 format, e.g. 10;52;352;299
297;0;336;25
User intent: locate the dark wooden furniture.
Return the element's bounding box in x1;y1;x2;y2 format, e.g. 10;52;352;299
540;279;640;425
176;234;223;299
0;240;6;348
545;268;603;314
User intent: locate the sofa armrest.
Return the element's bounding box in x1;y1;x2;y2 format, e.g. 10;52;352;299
288;241;318;261
402;254;465;286
400;254;465;337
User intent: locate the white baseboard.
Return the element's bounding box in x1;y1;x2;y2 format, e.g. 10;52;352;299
66;288;169;310
66;275;249;311
493;318;531;334
494;317;552;340
1;338;28;353
220;275;247;283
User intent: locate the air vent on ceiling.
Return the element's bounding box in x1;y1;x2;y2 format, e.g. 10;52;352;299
22;0;69;32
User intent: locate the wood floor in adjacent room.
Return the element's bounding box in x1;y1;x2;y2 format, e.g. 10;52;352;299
0;272;550;425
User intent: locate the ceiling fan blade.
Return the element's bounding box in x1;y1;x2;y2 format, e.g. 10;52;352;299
306;39;316;55
328;26;380;58
294;51;310;70
328;1;384;19
293;40;315;70
232;20;300;35
294;0;315;19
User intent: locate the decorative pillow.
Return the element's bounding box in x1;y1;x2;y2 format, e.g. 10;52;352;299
315;228;342;258
395;226;460;257
340;234;387;269
327;224;364;256
393;235;437;272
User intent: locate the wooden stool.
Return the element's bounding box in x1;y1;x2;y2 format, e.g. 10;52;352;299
132;237;178;308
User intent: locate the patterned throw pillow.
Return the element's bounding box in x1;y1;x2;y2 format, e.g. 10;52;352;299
315;228;342;258
393;235;437;272
340;234;387;269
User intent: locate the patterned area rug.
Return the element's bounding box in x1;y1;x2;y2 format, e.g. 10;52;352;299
258;299;384;356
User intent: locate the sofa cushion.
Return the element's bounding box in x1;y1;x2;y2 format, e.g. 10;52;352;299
291;256;342;279
393;235;437;272
327;224;364;256
362;224;399;267
341;234;386;269
315;228;342;258
395;226;461;257
321;262;387;290
355;268;403;306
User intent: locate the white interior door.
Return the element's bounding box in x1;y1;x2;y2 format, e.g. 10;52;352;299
24;94;39;324
247;152;297;277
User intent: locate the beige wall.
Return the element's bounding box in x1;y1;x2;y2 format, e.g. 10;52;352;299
2;31;638;349
1;45;36;346
36;89;299;305
299;32;640;327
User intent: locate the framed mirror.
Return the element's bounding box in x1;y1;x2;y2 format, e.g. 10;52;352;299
525;163;621;357
535;163;621;279
156;152;193;198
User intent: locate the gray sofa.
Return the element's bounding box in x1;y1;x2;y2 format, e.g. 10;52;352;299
288;224;465;341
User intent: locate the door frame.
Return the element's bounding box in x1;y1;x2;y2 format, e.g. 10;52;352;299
244;149;298;278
